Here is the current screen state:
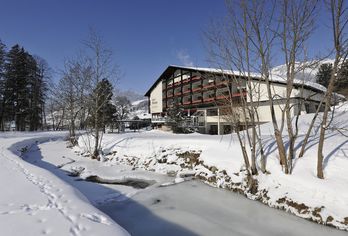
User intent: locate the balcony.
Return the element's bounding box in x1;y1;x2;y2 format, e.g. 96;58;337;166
232;91;247;97
182;78;190;84
215;91;247;100
202;83;215;90
192;99;202;104
192;86;202;92
203;97;215;103
215;81;229;88
191;76;201;81
183;88;191;94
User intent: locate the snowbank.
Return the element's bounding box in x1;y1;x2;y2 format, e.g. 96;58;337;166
75;110;348;231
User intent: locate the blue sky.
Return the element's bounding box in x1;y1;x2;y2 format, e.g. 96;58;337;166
0;0;335;95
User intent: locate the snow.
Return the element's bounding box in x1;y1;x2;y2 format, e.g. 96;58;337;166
72;108;348;230
0;132;129;236
173;62;332;93
3;132;344;236
131;99;147;106
129;98;151;120
1;106;348;234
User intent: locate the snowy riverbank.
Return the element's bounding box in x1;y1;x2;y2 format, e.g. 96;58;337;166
7;133;347;236
72;110;348;231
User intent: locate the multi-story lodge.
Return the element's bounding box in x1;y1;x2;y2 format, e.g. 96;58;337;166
145;65;329;135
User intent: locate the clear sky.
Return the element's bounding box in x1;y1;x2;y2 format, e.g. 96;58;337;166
0;0;335;95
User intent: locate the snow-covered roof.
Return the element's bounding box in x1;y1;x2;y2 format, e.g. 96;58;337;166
170;64;328;93
145;65;330;96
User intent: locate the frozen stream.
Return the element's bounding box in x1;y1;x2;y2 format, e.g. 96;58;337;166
12;135;348;236
99;180;348;236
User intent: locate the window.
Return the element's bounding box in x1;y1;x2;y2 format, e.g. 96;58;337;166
207;108;218;116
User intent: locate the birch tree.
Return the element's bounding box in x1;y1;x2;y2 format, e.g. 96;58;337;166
206;0;318;175
317;0;348;179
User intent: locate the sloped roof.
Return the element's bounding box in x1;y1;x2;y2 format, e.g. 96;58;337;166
144;65;328;97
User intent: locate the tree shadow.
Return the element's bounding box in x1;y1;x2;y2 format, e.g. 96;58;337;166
9;137;198;236
323;139;348;168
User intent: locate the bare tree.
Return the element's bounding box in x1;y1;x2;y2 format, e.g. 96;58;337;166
84;29;120;159
278;0;317;173
206;0;318;176
114;95;131;132
56;57;92;144
205;0;268;176
317;0;348;179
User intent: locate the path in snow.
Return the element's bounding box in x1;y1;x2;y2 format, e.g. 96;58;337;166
0;133;129;236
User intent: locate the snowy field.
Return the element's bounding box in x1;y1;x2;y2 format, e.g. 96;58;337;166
0;107;348;235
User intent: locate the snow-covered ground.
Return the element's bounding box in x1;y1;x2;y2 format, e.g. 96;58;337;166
71;106;348;231
1;132;345;236
0;132;129;236
1;106;348;235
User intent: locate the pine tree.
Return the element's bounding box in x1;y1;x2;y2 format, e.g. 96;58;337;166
337;60;348;96
0;40;6;131
4;45;30;131
89;79;115;133
27;54;44;131
316;63;333;88
166;97;185;133
3;45;47;131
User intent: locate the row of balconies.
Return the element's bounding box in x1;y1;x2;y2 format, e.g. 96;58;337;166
164;84;244;99
165;76;231;90
166;75;201;89
163;89;247;108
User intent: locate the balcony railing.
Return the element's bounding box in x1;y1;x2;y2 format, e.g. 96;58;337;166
203;97;215;103
191;76;201;81
151;117;167;123
183;89;191;94
192;99;202;104
202;83;215;89
216;81;229;87
192;86;202;92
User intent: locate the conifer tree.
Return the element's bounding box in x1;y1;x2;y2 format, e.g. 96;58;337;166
3;45;47;131
90;78;115;133
316;63;333;88
4;45;30;131
0;40;6;130
337;60;348;95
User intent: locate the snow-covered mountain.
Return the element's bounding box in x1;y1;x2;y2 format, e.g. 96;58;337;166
271;59;334;83
129;98;150;119
114;89;145;102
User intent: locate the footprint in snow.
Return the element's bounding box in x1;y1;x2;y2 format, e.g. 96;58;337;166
42;228;51;235
80;213;111;225
38;218;47;223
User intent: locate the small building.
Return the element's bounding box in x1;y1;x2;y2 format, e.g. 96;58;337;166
145;65;330;135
